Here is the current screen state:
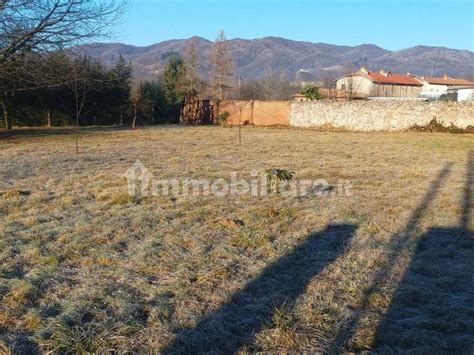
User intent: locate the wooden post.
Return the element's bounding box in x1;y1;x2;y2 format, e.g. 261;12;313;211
47;110;52;128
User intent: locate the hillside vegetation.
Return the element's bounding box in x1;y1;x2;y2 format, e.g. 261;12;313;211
78;37;474;81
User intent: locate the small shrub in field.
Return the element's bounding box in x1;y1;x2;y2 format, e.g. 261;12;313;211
265;168;294;194
300;85;322;101
216;111;230;124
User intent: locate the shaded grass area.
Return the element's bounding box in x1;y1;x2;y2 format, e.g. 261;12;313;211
166;223;356;354
374;151;474;353
375;226;474;352
0;126;473;353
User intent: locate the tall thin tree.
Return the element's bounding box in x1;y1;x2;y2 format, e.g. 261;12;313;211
112;55;133;125
210;30;234;101
184;38;201;93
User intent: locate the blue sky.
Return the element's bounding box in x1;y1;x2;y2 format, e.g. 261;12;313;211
116;0;474;51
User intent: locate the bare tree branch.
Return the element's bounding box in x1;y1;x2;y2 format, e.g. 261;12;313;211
0;0;126;64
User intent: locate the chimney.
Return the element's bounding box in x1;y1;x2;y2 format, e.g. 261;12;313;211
406;72;411;76
443;73;449;80
380;69;393;77
360;66;368;74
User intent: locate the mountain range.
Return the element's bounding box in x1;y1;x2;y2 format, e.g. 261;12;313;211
77;36;474;82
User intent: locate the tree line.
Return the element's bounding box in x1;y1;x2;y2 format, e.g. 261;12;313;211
0;24;238;129
0;0;299;130
0;0;127;130
1;53;132;129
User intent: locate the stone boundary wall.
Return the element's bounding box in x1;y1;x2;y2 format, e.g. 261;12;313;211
219;100;290;126
290;100;474;131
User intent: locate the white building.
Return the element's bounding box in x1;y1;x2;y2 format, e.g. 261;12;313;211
447;86;474;102
335;67;422;98
417;74;474;99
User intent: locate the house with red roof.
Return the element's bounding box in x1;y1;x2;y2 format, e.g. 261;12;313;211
335;67;423;98
417;74;474;99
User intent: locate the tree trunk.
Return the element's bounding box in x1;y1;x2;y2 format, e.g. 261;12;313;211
214;101;220;125
132;102;137;129
1;99;10;130
47;110;52;128
75;112;79;154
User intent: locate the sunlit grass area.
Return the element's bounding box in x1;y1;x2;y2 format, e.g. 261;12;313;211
0;126;472;353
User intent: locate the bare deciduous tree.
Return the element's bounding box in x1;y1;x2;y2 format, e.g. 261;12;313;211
320;68;339;100
341;63;356;101
0;0;126;65
70;61;93;153
183;37;201;93
210;30;234;101
0;0;126;129
60;56;107;152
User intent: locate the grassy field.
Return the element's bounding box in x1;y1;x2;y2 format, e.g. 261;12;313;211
0;126;472;353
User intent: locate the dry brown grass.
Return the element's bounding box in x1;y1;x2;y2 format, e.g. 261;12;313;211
0;125;472;353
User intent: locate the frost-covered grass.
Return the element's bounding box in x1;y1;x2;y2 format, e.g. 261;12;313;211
0;126;472;353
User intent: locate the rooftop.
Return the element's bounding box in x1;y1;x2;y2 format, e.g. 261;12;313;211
338;68;474;87
418;75;474;86
364;69;422;86
338;68;423;86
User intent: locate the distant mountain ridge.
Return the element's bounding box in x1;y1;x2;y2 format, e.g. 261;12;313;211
77;36;474;82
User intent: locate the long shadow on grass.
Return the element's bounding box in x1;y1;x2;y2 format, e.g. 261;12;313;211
327;161;454;353
374;151;474;352
165;223;356;354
